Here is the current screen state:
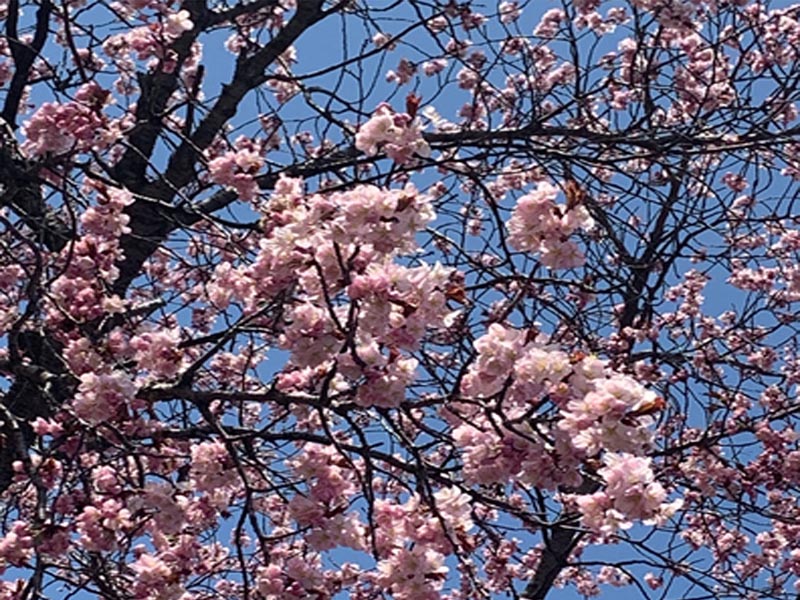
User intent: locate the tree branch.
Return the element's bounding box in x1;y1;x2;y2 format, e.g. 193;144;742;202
2;0;52;129
113;0;333;296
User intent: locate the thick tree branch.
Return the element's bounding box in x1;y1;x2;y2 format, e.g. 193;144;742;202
113;0;334;296
2;0;52;129
522;476;599;599
0;118;71;252
522;523;582;600
154;0;332;196
110;0;209;189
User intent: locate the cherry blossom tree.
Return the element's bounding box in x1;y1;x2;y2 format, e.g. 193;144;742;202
2;0;800;598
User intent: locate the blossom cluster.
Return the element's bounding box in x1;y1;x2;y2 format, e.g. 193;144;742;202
48;184;133;323
22;82;114;157
456;323;678;531
206;136;266;202
355;103;431;165
102;9;194;74
575;453;681;534
507;181;594;269
285;443;473;599
73;371;137;425
201;177;455;407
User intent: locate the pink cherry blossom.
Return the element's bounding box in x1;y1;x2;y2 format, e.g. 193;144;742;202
375;546;449;600
507;181;594;269
206;138;265;201
355;103;431;164
73;371;136;424
130;327;183;379
22;82;111;157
